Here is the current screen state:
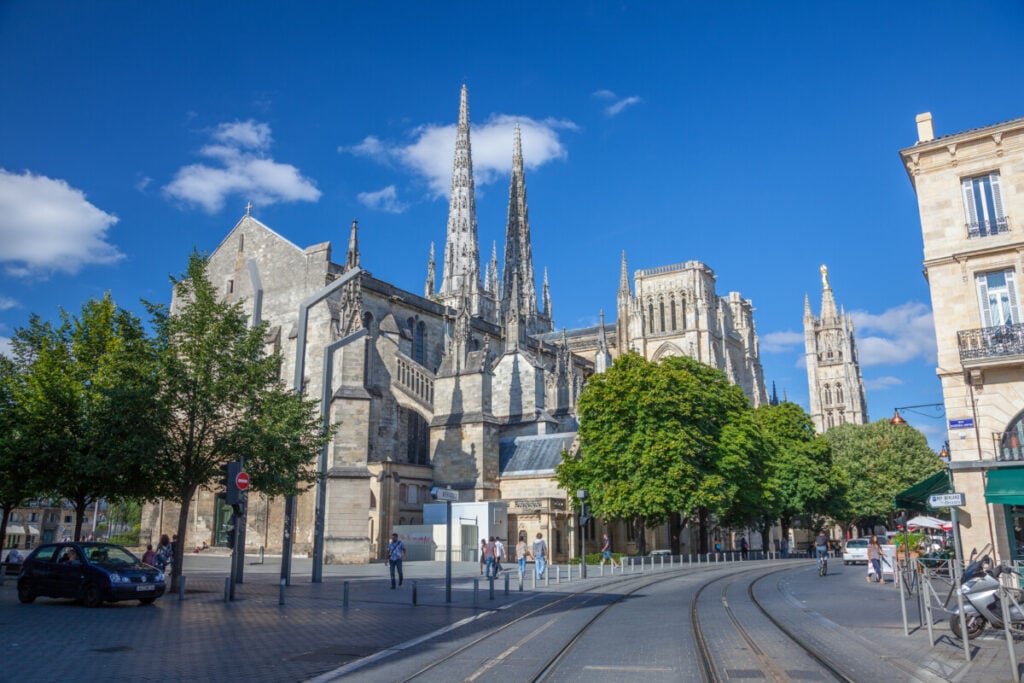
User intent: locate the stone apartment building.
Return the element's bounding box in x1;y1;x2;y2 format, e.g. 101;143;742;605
900;113;1024;562
141;86;769;563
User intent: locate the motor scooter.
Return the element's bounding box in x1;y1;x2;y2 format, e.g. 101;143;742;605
949;561;1024;640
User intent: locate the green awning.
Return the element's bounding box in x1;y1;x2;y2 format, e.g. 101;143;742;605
985;468;1024;505
894;471;950;511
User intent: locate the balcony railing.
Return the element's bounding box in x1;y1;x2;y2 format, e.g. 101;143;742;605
966;215;1010;239
958;323;1024;363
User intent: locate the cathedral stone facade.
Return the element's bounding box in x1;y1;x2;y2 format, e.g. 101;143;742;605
141;85;770;562
803;266;869;432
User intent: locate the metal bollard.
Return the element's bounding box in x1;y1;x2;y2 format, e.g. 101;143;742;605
519;572;524;592
343;580;349;609
640;557;645;573
279;578;285;605
412;580;417;606
660;556;664;570
556;566;561;585
473;578;479;607
259;545;264;564
600;564;604;577
504;572;510;595
545;567;550;587
178;575;186;601
532;570;536;589
568;563;573;581
488;576;495;600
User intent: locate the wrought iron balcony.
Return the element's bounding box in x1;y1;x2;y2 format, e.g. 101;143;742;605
966;215;1010;239
958;323;1024;363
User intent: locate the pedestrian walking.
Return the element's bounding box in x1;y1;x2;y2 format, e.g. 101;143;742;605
155;534;172;571
867;535;884;583
714;539;723;560
599;534;618;568
387;532;406;589
479;538;488;576
516;535;528;577
739;537;748;560
494;537;505;573
485;537;497;578
532;532;548;579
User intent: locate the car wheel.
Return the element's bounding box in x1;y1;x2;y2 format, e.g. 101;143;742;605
139;597;157;605
17;582;35;604
81;583;103;608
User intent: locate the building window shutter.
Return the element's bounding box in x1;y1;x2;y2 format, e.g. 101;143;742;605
976;273;993;328
962;177;979;228
1006;270;1021;325
990;172;1006;221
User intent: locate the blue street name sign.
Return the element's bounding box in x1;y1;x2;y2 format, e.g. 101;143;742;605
948;418;974;429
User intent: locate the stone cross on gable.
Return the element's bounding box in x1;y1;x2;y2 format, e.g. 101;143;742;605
245;201;253;217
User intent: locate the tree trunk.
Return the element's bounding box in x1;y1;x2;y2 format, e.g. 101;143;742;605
634;516;647;555
670;512;682;554
0;505;10;553
759;518;773;554
73;497;88;542
171;486;196;593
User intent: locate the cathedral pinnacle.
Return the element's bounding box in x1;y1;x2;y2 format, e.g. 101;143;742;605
488;241;499;294
542;267;552;320
345;218;360;271
618;250;630;296
425;242;435;298
819;263;838;321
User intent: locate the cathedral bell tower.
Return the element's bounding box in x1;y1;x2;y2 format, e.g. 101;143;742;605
804;265;869;432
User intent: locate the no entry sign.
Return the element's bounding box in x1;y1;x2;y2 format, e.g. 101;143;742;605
235;471;250;491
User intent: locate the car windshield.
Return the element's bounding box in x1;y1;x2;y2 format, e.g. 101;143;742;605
84;544;139;568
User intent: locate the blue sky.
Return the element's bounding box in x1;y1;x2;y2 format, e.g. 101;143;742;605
3;2;1023;450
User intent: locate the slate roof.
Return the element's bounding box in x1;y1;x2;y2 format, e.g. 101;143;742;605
499;433;577;476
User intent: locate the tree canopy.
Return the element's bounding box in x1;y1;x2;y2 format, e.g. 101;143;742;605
557;353;759;553
825;419;944;530
9;295;163;541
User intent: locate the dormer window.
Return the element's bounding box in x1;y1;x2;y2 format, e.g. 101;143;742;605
962;172;1008;238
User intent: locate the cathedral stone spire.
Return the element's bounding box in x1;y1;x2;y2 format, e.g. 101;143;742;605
488;241;500;295
425;242;435;298
505;270;523;352
542;267;552;319
595;310;612;373
819;264;838;322
501;124;539;329
439;84;482;314
617;251;632;354
345;218;360;271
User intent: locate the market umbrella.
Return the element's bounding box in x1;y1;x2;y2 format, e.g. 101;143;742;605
906;515;948;530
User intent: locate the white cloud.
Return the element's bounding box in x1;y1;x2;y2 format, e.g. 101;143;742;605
592;89;642;116
0;169;123;277
163;120;320;213
864;375;904;391
760;330;803;353
0;336;9;358
0;296;16;311
357;185;407;214
135;175;152;192
850;302;936;366
341;115;577;198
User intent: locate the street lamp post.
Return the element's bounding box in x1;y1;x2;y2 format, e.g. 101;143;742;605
577;489;589;579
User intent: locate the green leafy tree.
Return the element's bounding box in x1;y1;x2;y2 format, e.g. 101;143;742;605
11;296;163;541
753;401;836;546
557;353;757;554
0;355;40;553
145;253;332;589
825;420;944;533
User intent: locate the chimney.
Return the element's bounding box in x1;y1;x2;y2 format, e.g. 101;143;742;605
916;112;934;143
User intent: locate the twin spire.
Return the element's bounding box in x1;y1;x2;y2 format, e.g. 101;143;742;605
430;85;551;337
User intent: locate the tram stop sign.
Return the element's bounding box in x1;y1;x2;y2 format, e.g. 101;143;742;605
235;471;250;491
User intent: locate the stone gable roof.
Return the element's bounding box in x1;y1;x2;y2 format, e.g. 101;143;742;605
499;433;577;476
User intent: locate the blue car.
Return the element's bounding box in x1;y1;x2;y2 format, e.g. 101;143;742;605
17;541;166;607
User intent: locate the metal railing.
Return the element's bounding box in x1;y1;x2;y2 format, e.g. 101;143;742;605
957;323;1024;363
966;215;1010;239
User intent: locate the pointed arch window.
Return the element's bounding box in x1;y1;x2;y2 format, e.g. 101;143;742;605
824;385;833;404
648;301;655;333
836;385;844;403
670;295;677;330
414;321;426;364
680;296;687;329
659;298;666;332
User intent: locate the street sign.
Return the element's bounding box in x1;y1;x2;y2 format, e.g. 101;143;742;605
431;486;458;502
236;471;250;491
949;418;974;429
928;492;965;508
